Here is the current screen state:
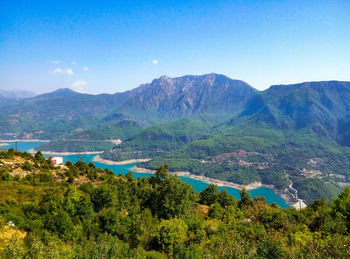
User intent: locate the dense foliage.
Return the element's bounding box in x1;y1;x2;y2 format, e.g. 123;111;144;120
37;140;114;153
142;124;344;202
102;118;212;161
0;149;349;258
37;120;145;152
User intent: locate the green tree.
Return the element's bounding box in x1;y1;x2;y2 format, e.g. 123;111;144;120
332;187;350;230
154;164;170;181
34;151;46;164
219;189;237;207
22;161;33;171
208;202;224;219
0;169;12;181
148;168;198;219
7;147;15;158
257;239;286;258
238;188;252;207
79;182;94;194
38;170;53;182
199;184;220;205
26;236;46;259
2;237;25;258
126;171;135;182
91;183;124;211
153;218;188;256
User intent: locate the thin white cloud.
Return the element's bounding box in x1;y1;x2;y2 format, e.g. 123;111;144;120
50;60;60;64
49;67;74;75
71;80;87;92
71;61;77;65
83;66;88;71
152;59;159;64
50;67;63;74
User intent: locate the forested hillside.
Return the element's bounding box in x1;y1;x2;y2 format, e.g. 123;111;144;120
2;76;350;205
138;81;350;203
38;120;145;152
141;122;346;203
102;118;213;161
0;149;349;258
0;89;127;139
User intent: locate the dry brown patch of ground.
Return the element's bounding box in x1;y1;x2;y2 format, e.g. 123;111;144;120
198;204;210;214
0;226;27;247
74;175;103;187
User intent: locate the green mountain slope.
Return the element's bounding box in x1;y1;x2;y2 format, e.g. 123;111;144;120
0;74;257;139
140;81;350;203
64;120;146;141
36;120;146;152
2;78;350;204
143;122;346;202
0;89;128;139
102;118;213;161
0;97;13;108
238;81;350;133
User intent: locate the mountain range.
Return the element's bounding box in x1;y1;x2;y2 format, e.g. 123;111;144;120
0;74;256;139
1;73;350;203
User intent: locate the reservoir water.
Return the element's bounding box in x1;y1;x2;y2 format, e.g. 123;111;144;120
1;141;290;208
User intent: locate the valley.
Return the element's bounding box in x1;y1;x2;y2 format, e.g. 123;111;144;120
0;141;290;207
1;74;350;205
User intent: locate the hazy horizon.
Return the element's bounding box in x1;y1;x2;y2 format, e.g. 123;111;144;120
3;73;350;96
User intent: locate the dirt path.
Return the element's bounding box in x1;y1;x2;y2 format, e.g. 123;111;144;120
288;177;299;200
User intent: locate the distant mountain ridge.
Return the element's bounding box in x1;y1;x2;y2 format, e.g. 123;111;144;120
120;73;257;119
0;89;37;100
0;73;258;139
236;81;350;142
1;76;350;142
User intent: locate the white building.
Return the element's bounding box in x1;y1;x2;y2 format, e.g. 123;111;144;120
51;156;64;165
293;200;307;210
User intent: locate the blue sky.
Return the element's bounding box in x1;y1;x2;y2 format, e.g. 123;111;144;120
0;0;349;94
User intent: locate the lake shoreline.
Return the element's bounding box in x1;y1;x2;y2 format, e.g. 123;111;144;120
94;158;295;206
28;148;104;156
0;139;50;142
6;140;294;207
131;165;296;205
132;165;262;190
93;155;151;165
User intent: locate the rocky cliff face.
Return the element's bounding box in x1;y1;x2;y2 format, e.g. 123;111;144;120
120;73;257;118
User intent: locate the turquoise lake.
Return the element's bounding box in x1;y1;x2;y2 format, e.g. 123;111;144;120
1;141;290;208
